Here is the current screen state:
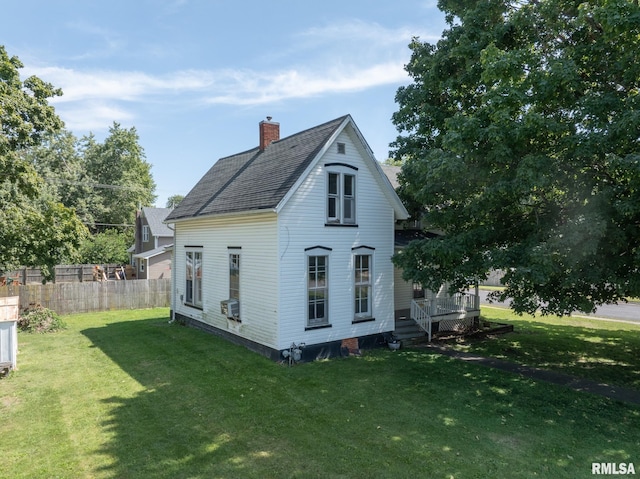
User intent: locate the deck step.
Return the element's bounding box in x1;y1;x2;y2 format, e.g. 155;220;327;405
394;317;427;341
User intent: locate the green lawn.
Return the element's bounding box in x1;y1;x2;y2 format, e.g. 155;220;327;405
1;308;639;478
452;306;640;390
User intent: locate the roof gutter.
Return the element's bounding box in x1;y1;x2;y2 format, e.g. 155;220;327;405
164;208;277;225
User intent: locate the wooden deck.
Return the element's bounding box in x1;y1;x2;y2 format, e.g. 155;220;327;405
394;293;481;342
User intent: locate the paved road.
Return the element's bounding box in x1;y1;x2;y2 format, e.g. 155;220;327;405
478;290;640;324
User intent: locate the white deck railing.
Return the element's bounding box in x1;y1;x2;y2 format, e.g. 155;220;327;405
410;292;480;341
410;298;434;341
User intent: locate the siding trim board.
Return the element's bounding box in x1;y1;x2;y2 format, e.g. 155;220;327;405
304;245;333;252
324;162;358;171
324;223;358;228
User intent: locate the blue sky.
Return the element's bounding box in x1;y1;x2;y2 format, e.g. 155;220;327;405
4;1;447;207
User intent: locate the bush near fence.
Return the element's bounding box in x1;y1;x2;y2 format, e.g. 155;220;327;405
0;279;171;315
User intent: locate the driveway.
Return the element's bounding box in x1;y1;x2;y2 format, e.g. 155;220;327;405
478;290;640;324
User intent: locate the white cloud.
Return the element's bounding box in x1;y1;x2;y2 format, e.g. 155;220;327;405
26;56;409;115
57;101;135;131
26;66;216;103
204;62;408;105
298;19;428;47
22;19;432;132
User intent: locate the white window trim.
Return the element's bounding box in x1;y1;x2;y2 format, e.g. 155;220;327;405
326;168;357;226
142;225;149;242
353;250;374;321
185;248;203;309
305;247;332;329
228;251;241;321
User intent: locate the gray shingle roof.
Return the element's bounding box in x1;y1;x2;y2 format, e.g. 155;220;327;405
380;164;401;190
165;115;350;222
143;207;174;236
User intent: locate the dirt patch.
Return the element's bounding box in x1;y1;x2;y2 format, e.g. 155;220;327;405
1;395;20;409
432;321;514;343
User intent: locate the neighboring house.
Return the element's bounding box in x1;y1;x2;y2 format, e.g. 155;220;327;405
380;165;481;342
165;115;409;361
131;207;174;280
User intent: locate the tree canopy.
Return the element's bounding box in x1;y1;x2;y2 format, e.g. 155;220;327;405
166;194;184;209
81;123;156;231
391;0;640;315
0;46;87;280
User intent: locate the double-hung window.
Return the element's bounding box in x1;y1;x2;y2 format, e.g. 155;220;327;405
185;250;203;308
229;253;240;301
142;225;149;242
307;255;328;327
354;254;372;320
327;172;356;225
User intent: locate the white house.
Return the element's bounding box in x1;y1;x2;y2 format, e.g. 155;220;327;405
165;115;409;360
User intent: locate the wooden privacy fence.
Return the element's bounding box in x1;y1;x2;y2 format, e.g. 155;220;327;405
1;264;136;285
0;279;171;315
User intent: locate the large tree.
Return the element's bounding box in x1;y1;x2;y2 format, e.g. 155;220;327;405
81;123;156;232
0;46;87;280
24;129;97;226
391;0;640;315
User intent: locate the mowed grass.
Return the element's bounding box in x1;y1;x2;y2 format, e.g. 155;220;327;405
450;306;640;390
1;308;638;479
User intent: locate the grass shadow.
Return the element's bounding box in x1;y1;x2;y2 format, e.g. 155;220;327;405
449;311;640;390
77;313;640;478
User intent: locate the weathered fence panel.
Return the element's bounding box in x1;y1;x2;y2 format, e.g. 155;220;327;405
2;264;129;284
0;279;171;315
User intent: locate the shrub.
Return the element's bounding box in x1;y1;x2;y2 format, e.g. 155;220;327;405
18;304;66;333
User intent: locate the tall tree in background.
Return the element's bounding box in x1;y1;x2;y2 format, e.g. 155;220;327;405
392;0;640;315
25;130;97;226
166;194;184;208
0;46;87;280
82;123;156;231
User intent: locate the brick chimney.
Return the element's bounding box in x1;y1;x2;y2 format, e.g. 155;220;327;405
259;116;280;150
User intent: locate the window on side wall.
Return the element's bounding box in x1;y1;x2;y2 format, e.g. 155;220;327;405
229;253;240;300
307;255;328;328
326;172;356;225
142;225;149;242
229;252;240;321
413;283;425;299
185;250;203;308
354;254;373;320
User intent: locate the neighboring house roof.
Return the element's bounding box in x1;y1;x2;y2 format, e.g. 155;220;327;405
132;244;173;260
166;115;408;222
381;164;401;190
142;207;173;237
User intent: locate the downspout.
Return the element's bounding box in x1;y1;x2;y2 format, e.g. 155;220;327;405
167;223;176;323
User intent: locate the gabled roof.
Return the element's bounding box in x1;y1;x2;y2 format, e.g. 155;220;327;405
142;207;173;237
166;115;408;222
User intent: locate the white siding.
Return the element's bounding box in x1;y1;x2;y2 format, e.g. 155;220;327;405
394;265;414;312
277;128;396;350
172;212;279;348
